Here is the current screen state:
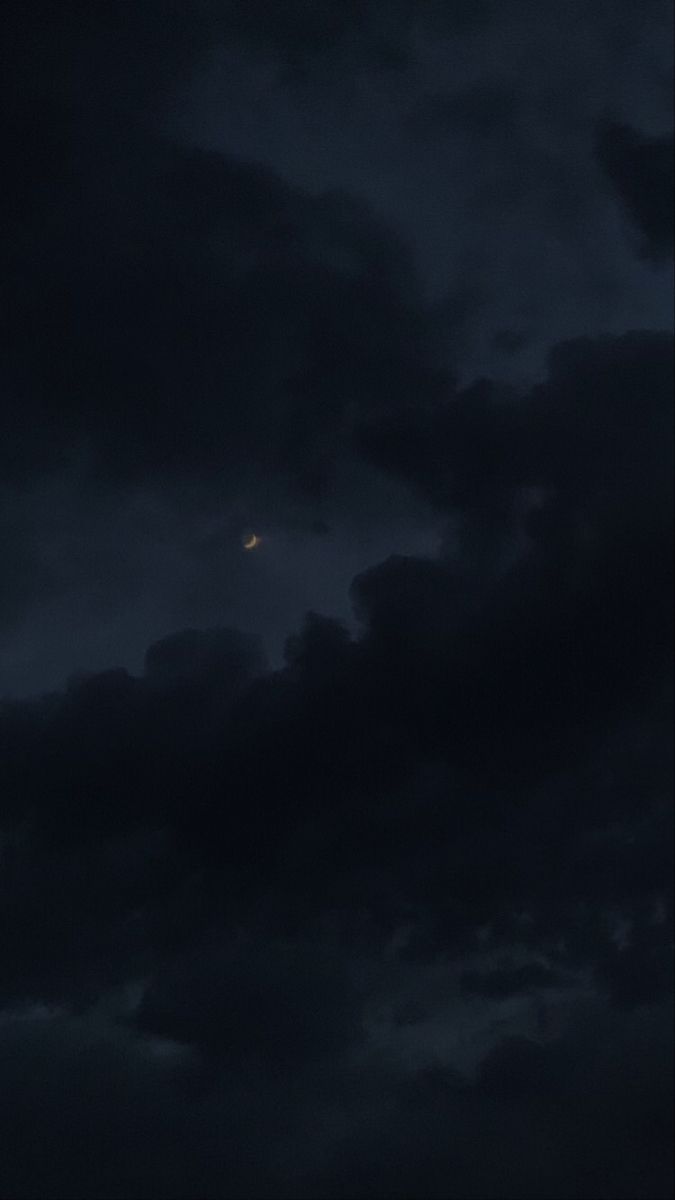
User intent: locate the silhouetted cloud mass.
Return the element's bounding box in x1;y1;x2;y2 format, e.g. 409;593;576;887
0;2;672;1197
597;121;674;261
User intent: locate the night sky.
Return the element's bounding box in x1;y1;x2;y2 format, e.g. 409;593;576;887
1;3;673;1198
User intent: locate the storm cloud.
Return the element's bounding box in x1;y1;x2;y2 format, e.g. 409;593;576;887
1;2;672;1197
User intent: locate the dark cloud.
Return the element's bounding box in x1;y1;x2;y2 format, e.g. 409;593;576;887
597;122;674;260
2;0;672;693
1;0;443;679
144;626;265;689
460;961;570;999
134;934;364;1069
1;336;671;1021
358;331;673;520
207;0;495;78
1;3;672;1197
311;1004;673;1200
1;999;670;1200
408;83;521;140
0;515;53;628
3;0;442;548
3;128;425;489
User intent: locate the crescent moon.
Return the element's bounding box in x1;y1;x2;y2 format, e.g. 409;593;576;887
243;533;260;551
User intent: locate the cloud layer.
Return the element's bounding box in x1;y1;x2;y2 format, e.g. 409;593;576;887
1;3;672;1197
